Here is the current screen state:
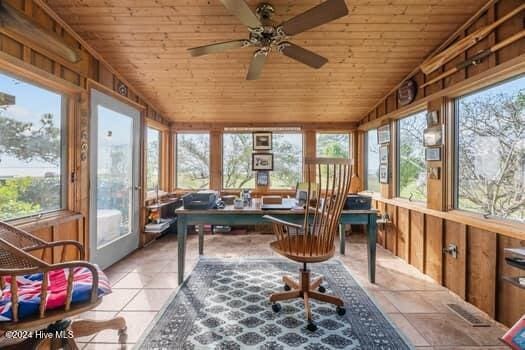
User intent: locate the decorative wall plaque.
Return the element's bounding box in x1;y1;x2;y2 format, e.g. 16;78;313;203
397;78;418;106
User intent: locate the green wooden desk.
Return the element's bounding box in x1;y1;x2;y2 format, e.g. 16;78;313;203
176;204;378;285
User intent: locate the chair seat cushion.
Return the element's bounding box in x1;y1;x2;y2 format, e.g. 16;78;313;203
270;236;335;263
0;266;111;322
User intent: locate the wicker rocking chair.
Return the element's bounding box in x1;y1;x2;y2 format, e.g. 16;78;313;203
264;158;352;332
0;221;127;349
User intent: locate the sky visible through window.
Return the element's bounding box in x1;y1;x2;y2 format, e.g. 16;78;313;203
0;73;62;177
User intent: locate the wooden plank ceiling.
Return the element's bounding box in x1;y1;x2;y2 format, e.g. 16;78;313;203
45;0;483;123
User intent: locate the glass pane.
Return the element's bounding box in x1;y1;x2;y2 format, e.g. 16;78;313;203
0;73;63;221
316;133;350;158
398;111;427;201
177;133;210;189
366;129;380;192
146;127;160;192
271;133;303;189
457;75;525;222
222;133;254;189
96;106;133;247
366;129;379;192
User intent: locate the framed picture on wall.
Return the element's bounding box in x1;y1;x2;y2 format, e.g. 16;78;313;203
253;132;272;150
256;171;269;186
252;153;274;171
379;164;389;184
377;124;391;144
379;145;389;164
425;147;441;161
423;125;444;147
426;110;439;126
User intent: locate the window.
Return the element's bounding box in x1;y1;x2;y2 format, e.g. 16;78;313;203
398;110;427;201
176;133;210;189
222;133;254;189
0;73;66;220
146;127;161;192
271;133;303;189
456;75;525;222
316;133;351;158
365;129;380;192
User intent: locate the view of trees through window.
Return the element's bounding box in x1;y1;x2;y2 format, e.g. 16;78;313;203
222;132;303;189
366;129;380;192
398;111;427;201
316;133;350;158
271;133;302;189
457;76;525;222
146;127;160;192
223;133;254;189
176;133;210;189
0;73;64;220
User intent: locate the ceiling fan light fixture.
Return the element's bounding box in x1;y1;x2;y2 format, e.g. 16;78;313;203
188;0;349;80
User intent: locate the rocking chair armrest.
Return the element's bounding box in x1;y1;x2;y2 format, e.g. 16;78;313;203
50;261;100;303
263;215;303;230
24;240;85;260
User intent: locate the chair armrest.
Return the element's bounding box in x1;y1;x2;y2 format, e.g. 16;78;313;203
50;261;100;303
263;215;303;230
24;240;85;261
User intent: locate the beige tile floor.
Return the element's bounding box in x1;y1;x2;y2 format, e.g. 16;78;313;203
80;231;509;349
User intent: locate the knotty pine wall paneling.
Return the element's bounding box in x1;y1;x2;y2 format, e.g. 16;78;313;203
359;0;525;328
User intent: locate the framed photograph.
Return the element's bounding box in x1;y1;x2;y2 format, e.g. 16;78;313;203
252;153;274;171
423;125;444;147
428;167;441;180
379;165;389;184
379;145;389;165
377;124;391;144
253;132;272;150
256;171;269;186
425;147;441;161
426;110;439;126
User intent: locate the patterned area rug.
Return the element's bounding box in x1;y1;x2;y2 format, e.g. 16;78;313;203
138;258;412;349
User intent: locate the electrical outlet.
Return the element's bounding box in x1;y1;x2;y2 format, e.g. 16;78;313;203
443;243;458;258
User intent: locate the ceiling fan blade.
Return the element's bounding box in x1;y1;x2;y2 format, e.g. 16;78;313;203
279;0;349;36
278;42;328;69
220;0;262;28
246;49;268;80
188;39;250;57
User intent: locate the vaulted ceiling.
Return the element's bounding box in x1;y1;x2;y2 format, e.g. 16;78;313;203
46;0;483;123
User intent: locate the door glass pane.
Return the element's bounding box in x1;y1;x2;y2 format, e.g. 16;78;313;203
96;106;133;248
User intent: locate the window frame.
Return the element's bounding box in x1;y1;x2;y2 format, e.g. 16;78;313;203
0;70;69;222
396;109;428;202
453;75;525;223
175;131;211;190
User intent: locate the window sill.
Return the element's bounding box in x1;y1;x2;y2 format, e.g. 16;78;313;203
7;210;83;231
368;195;525;240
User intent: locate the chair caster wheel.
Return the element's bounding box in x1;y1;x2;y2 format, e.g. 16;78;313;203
336;306;346;316
318;285;326;293
306;321;317;332
272;303;281;313
284;284;291;291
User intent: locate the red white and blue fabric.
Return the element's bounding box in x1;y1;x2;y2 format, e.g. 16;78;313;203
0;266;111;322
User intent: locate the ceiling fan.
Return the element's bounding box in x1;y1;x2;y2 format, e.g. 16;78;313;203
187;0;349;80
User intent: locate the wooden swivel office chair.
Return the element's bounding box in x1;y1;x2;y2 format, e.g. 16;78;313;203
0;221;126;349
264;158;352;331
